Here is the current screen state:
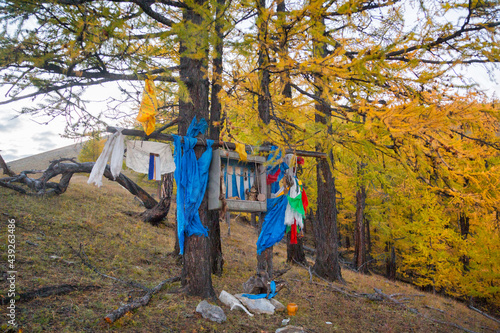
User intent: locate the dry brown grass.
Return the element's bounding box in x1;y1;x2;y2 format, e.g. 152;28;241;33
1;175;499;332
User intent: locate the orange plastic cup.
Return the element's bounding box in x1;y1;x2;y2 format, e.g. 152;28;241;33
287;303;298;316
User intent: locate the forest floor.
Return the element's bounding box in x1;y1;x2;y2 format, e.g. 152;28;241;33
1;173;499;333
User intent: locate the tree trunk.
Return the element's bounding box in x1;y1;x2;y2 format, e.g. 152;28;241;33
496;210;500;231
178;0;215;298
312;156;343;281
257;247;273;279
386;242;396;280
277;0;307;265
255;0;273;276
251;213;257;227
311;16;342;282
140;173;173;225
286;231;307;265
459;213;470;272
256;0;270;125
206;0;225;277
354;186;367;273
365;217;372;263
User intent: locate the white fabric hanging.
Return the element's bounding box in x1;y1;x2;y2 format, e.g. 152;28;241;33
87;129;125;187
284;178;304;228
126;140;175;175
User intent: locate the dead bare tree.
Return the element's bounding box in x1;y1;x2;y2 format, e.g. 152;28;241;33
0;158;169;225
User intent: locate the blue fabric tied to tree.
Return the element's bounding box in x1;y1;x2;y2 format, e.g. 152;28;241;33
242;281;278;299
267;146;289;194
256;195;288;255
173;117;214;255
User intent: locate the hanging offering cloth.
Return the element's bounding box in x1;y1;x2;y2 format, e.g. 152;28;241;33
148;153;161;180
234;142;248;161
136;79;158;135
126;140;176;179
87;129;124;187
173;117;214;255
285;178;305;228
256;195;288;255
265;147;289;194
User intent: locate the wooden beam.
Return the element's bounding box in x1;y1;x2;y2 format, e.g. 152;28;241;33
106;126;327;158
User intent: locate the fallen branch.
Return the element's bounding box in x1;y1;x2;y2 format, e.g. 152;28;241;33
290;278;357;298
374;288;407;306
0;159;173;225
67;242;151;292
424;305;445;313
274;267;291;279
0;159;157;206
0;284;100;305
292;260;355;296
468;305;500;325
104;276;181;323
421;313;479;333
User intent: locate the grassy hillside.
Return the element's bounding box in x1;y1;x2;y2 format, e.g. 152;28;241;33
1;175;499;332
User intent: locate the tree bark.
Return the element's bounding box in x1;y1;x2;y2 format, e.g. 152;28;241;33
178;0;215;298
312;155;343;281
255;0;273;276
311;15;342;282
366;217;372;263
277;0;307;265
459;213;470;272
256;0;270;125
354;185;367;273
140;173;173;225
386;242;396;280
206;0;225;277
257;246;273;279
286;231;307;265
0;160;158;207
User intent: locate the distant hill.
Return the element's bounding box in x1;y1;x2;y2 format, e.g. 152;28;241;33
6;142;85;173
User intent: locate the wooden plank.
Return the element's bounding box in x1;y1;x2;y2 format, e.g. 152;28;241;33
226;200;266;213
208;149;222;210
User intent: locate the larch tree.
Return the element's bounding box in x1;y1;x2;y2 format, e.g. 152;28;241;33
0;0;233;297
2;0;500;304
220;0;499;285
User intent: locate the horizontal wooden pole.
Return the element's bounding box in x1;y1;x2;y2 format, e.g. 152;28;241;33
106;126;327;159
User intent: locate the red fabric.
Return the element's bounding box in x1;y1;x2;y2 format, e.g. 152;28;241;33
297;157;305;165
266;169;281;185
290;221;297;244
301;188;309;212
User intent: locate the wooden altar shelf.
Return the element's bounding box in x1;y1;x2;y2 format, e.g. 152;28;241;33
208;150;267;213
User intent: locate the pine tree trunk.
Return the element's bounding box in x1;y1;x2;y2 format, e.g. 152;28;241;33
354;186;367;273
178;0;215;298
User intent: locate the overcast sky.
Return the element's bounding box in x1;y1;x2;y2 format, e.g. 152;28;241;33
0;66;498;163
